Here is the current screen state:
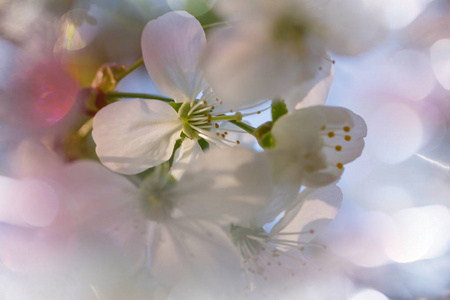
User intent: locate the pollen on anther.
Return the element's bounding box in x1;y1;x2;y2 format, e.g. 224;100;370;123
211;106;215;110
343;126;350;132
214;123;219;129
320;125;326;130
221;134;226;138
236;140;241;144
216;132;220;136
336;163;344;169
215;98;219;102
328;131;335;138
344;135;351;141
224;131;228;135
335;145;342;152
257;111;261;114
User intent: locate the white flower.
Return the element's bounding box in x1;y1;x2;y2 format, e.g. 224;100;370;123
127;146;274;287
268;105;367;188
0;140;146;288
229;184;343;289
203;0;384;106
93;11;253;175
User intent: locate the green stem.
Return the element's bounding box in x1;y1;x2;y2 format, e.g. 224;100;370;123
106;92;174;102
116;57;144;82
202;21;232;30
230;120;256;136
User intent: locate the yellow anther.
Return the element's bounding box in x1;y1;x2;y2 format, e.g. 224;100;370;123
344;135;351;141
336;163;344;169
236;140;241;144
214;123;219;129
343;126;350;132
335;145;342;151
320;125;326;130
328;131;335;138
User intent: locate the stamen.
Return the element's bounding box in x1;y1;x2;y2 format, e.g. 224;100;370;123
187;100;207;116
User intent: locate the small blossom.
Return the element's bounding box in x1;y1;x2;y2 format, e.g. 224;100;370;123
268;105;367;188
230;184;343;289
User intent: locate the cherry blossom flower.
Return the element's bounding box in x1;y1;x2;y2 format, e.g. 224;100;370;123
0;140;147;294
93;11;256;175
203;0;384;106
268;105;367;188
229;184;343;290
130;146;273;287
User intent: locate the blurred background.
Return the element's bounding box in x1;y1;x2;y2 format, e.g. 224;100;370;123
0;0;449;299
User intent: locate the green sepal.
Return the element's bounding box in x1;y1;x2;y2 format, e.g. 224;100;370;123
182;123;196;139
169;102;183;112
255;121;275;149
178;101;191;118
198;138;209;152
168;139;183;168
271;98;288;123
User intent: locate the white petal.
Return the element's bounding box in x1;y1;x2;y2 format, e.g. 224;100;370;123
142;11;206;102
203;26;323;107
93;99;183;174
271;106;366;187
170;139;202;180
9;139;62;178
0;177;56;228
324;0;385;55
271;185;343;244
174;147;272;227
283;56;334;111
147;220;240;287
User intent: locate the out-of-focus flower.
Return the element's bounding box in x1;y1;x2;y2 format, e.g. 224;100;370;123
230;184;342;290
0;140;146;289
93;11;251;175
268;106;367;188
203;0;384;106
135;147;272;287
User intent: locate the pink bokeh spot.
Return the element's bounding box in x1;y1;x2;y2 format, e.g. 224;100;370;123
28;61;79;126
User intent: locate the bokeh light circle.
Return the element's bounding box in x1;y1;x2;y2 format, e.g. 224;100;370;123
430;39;450;90
367;103;423;164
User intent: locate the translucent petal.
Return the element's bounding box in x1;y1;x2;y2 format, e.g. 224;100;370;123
93;99;183;174
142;11;206;102
271;185;343;243
284;55;334;111
147;220;240;287
174;147;272;227
170;139;202;180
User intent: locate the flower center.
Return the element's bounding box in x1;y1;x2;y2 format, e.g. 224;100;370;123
272;12;313;56
139;167;176;222
177;99;251;146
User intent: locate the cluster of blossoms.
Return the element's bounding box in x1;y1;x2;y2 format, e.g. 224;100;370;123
0;2;374;299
